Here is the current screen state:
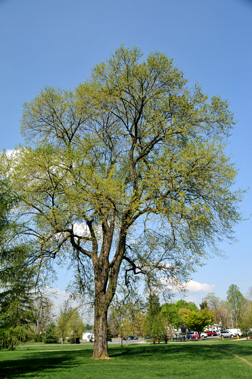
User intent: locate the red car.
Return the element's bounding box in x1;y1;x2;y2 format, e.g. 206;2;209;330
187;332;200;340
205;331;217;336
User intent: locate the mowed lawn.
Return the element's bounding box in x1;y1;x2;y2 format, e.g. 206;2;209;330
1;340;252;378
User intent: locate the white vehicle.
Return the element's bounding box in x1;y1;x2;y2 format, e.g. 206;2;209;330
221;330;233;338
200;332;208;339
228;328;242;337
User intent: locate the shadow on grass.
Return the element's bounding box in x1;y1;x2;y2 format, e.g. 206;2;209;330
212;341;252;360
1;342;252;378
110;343;224;361
0;349;93;378
109;341;252;362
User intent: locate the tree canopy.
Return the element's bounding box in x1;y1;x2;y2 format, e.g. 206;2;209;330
0;46;241;358
182;308;215;333
227;284;245;325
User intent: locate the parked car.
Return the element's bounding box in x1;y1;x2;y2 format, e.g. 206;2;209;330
187;332;200;340
200;332;208;339
221;330;233;338
228;329;242;337
127;335;138;340
205;330;217;336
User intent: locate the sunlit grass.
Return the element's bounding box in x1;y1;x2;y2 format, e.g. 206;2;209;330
1;340;252;378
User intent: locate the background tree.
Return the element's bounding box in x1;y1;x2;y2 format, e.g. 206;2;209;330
0;46;241;358
201;292;230;329
146;294;161;320
176;300;199;313
55;301;81;347
182;308;215;334
199;301;208;310
247;287;252;301
238;301;252;337
143;293;161;337
214;305;230;330
85;323;94;331
226;284;245;327
133;311;145;337
109;293;144;338
151;315;166;344
33;292;54;341
0;181;37;349
68;308;85;343
160;303;181;339
0;261;36;341
202;293;221;312
43;322;58;344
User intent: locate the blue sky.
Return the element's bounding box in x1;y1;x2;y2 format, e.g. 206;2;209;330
1;0;251;306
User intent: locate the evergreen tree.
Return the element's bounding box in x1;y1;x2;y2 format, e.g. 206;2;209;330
43;322;58;344
0;181;37;349
144;294;161;337
151;315;166;344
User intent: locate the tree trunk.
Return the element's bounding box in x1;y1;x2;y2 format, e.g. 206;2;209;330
92;305;109;359
91;233;125;359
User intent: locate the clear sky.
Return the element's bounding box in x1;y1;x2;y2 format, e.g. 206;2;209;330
1;0;251;306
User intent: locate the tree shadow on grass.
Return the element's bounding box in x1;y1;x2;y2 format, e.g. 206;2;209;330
1;342;252;378
109;342;252;362
0;349;93;378
213;341;252;360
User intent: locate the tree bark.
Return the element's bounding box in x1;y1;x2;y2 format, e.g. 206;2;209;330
91;232;125;359
92;302;109;359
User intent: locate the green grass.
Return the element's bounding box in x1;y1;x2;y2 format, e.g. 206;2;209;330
1;340;252;378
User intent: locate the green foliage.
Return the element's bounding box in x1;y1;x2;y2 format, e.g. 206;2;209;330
160;303;181;329
0;46;242;358
144;294;161;336
55;302;85;344
43;322;58;344
85;323;94;331
175;300;199;312
0;247;36;328
176;300;199;312
147;294;161;318
226;284;245;324
0;227;37;337
151;315;166;343
2;47;241;286
0;179;16;232
238;301;252;336
68;309;86;343
55;307;72;342
227;284;245;309
109;295;144;337
0;181;38;349
182;308;215;332
0;324;34;350
33;292;54;337
199;301;208;310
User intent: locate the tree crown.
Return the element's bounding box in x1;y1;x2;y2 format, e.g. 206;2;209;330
1;46;241;295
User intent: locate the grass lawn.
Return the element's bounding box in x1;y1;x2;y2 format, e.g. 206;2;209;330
1;340;252;378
